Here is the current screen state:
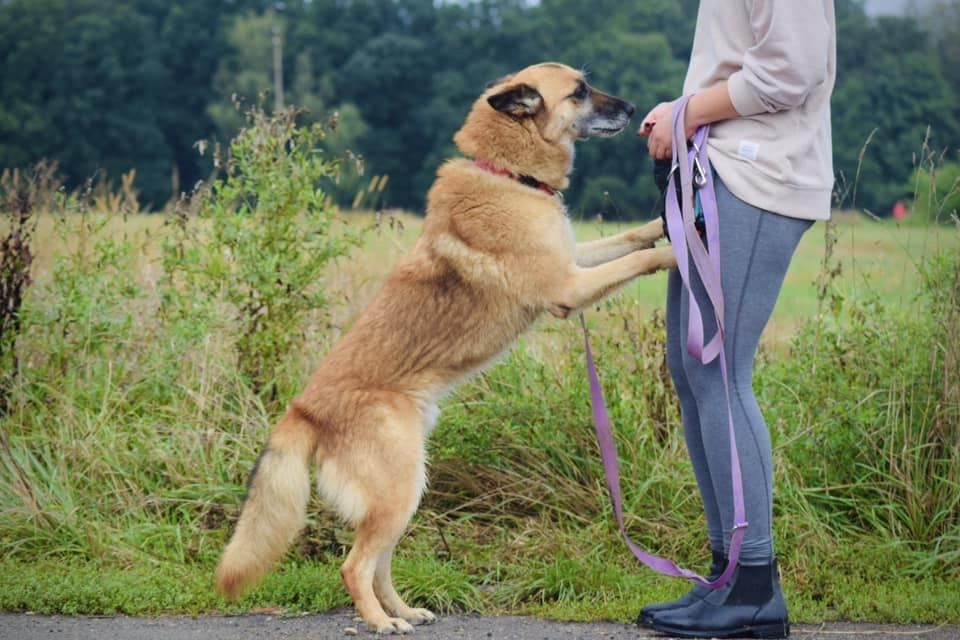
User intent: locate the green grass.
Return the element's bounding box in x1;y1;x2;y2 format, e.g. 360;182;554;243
17;210;957;343
3;536;959;623
0;200;957;624
574;213;960;344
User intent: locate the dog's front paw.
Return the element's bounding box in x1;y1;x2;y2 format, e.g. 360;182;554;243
373;617;415;635
630;219;667;249
631;234;656;251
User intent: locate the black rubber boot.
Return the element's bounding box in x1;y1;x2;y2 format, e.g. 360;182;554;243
646;559;789;639
636;550;727;626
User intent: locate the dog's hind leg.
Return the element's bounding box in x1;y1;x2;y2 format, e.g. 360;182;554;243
374;544;436;626
338;408;428;634
342;518;414;635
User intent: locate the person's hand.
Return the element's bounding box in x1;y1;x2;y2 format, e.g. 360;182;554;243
637;99;698;160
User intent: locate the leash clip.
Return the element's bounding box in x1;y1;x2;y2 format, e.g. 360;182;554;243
670;145;707;189
691;141;707;188
667;163;679;184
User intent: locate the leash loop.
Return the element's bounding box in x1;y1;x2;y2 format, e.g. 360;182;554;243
580;95;747;590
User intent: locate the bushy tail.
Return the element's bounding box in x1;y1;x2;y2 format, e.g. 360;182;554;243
215;408;318;599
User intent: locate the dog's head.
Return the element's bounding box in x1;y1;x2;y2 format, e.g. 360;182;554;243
486;64;637;142
454;63;636;190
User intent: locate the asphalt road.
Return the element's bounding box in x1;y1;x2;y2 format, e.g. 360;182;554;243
1;613;957;640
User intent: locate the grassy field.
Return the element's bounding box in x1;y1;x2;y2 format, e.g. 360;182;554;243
577;212;957;342
1;202;958;625
25;209;956;343
351;211;960;347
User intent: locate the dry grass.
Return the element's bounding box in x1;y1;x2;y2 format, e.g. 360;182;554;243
19;209;956;351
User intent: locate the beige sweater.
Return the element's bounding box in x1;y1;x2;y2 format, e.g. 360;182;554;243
683;0;836;220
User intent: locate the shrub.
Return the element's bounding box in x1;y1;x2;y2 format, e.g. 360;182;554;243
760;231;960;572
907;159;960;225
0;162;58;413
162;105;365;402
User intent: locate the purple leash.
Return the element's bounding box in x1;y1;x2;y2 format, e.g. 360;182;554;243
580;96;747;589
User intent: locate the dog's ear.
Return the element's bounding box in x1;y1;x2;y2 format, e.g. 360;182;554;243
487;83;543;117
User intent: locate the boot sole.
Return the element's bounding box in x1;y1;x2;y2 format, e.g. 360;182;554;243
638;593;712;627
647;620;789;639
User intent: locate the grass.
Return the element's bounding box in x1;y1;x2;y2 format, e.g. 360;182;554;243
575;212;959;345
20;209;959;344
2;533;958;623
1;190;958;624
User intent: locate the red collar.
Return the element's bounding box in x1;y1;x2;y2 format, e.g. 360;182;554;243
473;159;559;197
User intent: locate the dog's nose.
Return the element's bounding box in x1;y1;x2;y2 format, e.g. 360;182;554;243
624;102;637;118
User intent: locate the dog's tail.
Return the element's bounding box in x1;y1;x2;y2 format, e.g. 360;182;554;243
215;407;318;599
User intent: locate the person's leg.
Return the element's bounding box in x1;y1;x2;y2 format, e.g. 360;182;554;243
648;175;810;638
667;268;725;553
637;270;728;624
679;176;810;562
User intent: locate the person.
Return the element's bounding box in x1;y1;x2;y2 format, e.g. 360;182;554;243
636;2;836;638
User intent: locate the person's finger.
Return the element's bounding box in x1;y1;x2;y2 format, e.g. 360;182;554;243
647;128;666;160
648;137;663;160
638;119;656;138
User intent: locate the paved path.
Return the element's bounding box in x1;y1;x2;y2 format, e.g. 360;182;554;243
1;613;957;640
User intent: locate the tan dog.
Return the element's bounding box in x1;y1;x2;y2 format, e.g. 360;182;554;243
215;62;676;634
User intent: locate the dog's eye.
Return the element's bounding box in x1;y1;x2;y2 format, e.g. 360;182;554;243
571;82;588;102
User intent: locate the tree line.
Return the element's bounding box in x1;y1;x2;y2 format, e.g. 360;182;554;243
1;0;958;218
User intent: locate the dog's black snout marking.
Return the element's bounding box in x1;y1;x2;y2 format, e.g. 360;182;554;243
624;102;637;118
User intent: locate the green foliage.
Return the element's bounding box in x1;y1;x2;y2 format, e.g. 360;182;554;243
908;160;960;224
0;109;371;579
206;11;282;138
3;556;960;622
0;0;172;207
163;105;364;400
832;10;960;213
0;164;59;411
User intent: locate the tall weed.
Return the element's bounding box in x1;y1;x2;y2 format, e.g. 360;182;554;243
162;105;364;402
760;225;960;574
0;107;366;565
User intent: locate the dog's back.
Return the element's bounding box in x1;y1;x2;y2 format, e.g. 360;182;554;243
296;156;572;413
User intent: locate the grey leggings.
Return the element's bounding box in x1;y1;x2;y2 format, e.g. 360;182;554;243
666;173;811;565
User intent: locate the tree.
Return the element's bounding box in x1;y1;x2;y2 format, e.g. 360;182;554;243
0;0;254;206
207;10;280;138
154;2;236;197
2;0;958;217
832;8;960;213
342;32;435;208
919;1;960;106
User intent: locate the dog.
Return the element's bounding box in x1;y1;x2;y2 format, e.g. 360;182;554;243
215;62;677;634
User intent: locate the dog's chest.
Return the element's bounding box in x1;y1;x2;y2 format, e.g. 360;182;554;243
422;401;441;434
561;214;576;253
